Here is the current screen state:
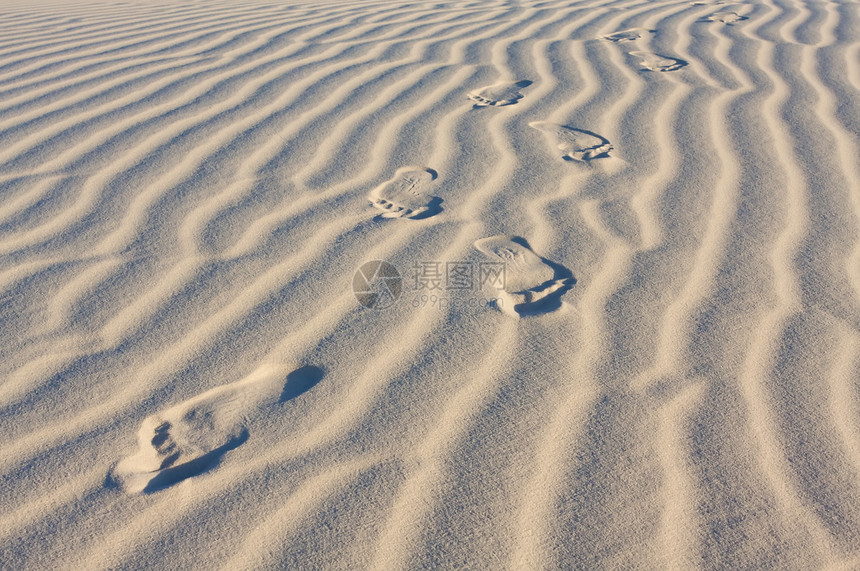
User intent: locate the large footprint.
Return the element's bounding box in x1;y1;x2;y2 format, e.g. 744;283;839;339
599;28;654;43
467;79;532;107
368;167;441;220
109;364;322;494
474;235;574;318
629;51;687;72
529;121;613;162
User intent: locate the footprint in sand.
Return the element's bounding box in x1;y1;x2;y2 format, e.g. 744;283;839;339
529;121;613;162
599;28;654;43
474;235;574;318
368;167;441;220
108;364;322;494
629;51;687;72
701;11;747;24
467;80;532;108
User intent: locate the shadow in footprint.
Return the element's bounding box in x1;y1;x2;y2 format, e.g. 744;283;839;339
561;128;612;162
369;166;441;220
476;235;576;318
280;365;324;402
510;237;575;283
109;364;324;494
142;430;249;494
387;196;443;221
698;12;747;24
630;51;688;72
530;122;613;162
503;236;576;316
599;28;656;42
469;80;532;108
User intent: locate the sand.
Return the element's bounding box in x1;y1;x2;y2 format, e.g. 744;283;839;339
1;0;859;568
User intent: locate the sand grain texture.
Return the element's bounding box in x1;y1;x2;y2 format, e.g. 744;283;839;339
1;0;860;569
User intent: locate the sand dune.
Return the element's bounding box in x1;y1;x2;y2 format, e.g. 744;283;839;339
1;0;859;568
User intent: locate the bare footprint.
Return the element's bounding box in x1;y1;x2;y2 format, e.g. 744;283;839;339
109;364;322;494
700;11;747;23
629;51;687;72
529;121;613;162
599;28;654;42
474;235;574;318
467;79;532;108
368;167;441;220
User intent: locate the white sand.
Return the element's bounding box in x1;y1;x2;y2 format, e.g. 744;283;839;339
1;0;860;568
